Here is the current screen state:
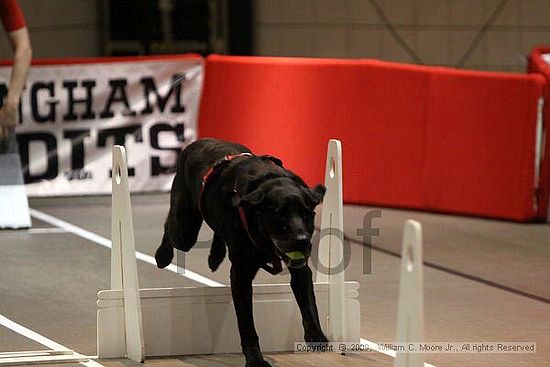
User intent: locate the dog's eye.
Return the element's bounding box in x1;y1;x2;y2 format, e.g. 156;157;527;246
276;207;288;216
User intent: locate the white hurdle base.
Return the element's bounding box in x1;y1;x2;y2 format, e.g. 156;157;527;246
98;282;360;357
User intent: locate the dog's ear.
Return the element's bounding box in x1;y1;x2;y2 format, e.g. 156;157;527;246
232;189;265;207
232;174;255;206
263;155;283;167
304;184;326;207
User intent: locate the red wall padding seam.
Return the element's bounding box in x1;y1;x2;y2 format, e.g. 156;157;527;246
198;55;545;222
528;46;550;221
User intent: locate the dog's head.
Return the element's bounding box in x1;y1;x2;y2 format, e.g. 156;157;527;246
234;177;326;268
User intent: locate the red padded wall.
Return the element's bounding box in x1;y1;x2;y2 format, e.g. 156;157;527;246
199;55;545;221
422;70;543;220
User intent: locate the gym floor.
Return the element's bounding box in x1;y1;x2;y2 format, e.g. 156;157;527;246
1;194;549;367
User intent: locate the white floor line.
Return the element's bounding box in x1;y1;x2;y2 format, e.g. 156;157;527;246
29;208;436;366
0;315;68;351
29;208;225;288
1;228;68;234
0;314;105;367
80;358;107;367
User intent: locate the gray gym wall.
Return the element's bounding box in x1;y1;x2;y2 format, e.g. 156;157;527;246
253;0;549;73
0;0;101;59
0;0;547;73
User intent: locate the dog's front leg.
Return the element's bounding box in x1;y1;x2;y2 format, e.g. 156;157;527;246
230;262;271;367
289;265;328;343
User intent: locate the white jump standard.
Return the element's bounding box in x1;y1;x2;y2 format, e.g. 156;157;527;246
394;220;425;367
316;139;347;342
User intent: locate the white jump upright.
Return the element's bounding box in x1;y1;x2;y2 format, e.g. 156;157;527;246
316;139;346;342
97;140;360;360
394;220;425;367
104;145;144;363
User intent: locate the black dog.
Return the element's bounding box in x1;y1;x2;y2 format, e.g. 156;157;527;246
155;138;328;367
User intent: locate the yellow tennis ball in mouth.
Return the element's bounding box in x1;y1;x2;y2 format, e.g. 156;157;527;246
285;251;306;261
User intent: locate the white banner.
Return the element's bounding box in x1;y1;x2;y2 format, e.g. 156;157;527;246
0;56;203;196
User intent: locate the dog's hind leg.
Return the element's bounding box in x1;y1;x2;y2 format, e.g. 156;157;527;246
155;204;202;268
155;183;203;269
208;233;226;271
155;231;176;269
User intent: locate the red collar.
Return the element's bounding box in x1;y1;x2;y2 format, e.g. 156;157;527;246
201;152;253;191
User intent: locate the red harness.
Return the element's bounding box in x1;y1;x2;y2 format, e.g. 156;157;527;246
201;153;252;190
200;153;283;275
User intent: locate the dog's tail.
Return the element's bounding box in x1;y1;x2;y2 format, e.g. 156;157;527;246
208;234;226;272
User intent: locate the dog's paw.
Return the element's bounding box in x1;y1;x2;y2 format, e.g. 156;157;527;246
208;254;223;272
245;360;272;367
305;330;329;344
208;235;226;272
243;346;272;367
154;244;173;269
